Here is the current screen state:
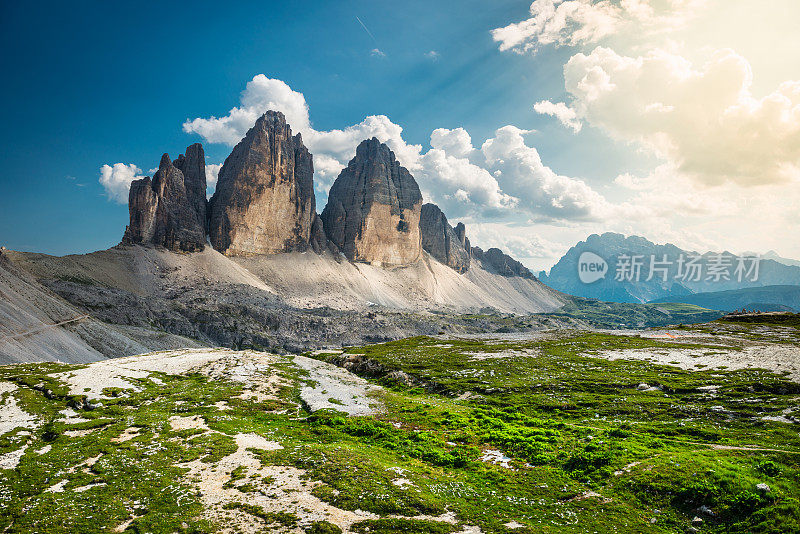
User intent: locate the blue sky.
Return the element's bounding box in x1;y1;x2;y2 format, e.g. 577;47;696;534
1;1;799;270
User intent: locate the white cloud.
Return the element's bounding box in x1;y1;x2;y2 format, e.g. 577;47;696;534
183;75;422;194
430;128;474;158
205;163;222;198
99;163;145;203
464;221;566;268
533;100;582;132
418;144;517;217
182;76;310;146
426;50;440;61
562;47;800;185
481;126;609;221
491;0;707;53
183;76;614;224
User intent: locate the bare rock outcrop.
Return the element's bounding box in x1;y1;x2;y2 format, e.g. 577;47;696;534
122;147;207;252
454;222;471;252
208;111;316;255
321;138;423;265
172;143;207;234
472;246;535;279
420;203;470;273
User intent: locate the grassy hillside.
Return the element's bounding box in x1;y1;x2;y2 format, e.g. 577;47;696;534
546;297;723;328
650;285;800;313
1;326;798;533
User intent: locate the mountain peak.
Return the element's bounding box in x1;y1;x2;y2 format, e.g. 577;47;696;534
122;145;207;252
208;111;316;255
321;138;422;265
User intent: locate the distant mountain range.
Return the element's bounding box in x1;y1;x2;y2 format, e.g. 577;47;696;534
540;233;800;307
650;285;800;312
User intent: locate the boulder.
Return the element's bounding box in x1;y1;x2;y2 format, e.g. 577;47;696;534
208;111;316;255
419;203;470;273
122;148;207;252
321;138;422;265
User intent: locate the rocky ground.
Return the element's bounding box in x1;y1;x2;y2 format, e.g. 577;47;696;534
1;319;798;533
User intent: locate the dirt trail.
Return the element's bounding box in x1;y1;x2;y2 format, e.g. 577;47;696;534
0;315;90;343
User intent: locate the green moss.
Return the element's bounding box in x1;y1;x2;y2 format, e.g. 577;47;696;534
222;502;299;527
2;324;798;533
306;521;343;534
350;518;458;533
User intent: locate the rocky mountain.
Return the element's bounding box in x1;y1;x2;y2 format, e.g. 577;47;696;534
650;285;800;312
172;143;208;233
322;138;423;266
420;203;470;273
541;232;800;304
1;110;581;363
120;113;536;282
2;244;567;361
122;146;207;252
472;246;535;279
0;248;204;364
762;250;800;268
208;111;316;255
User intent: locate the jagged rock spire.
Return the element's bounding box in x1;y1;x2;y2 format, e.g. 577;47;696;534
122;146;207;252
208;111;316;255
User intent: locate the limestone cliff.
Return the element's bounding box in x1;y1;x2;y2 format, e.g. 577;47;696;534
420;203;470;273
321;138;422;266
208;111;316;255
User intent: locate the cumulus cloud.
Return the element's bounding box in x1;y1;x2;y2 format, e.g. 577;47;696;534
491;0;707;53
429;128;474;158
183;76;310;146
205;163;222;198
481;126;609;221
184;76;613;223
562;47;800;185
533;100;582;132
184;75;422;192
99;163;145;203
418;143;517;217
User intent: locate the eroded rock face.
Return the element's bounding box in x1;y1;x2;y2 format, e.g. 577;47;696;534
321;138;422;265
472;247;534;279
122;148;207;252
454;222;470;252
172;143;207;234
420;203;470;273
208;111;315;255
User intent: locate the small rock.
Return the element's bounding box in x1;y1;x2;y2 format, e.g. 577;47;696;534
699;504;715;516
637;383;650;390
756;483;771;493
691;516;703;526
